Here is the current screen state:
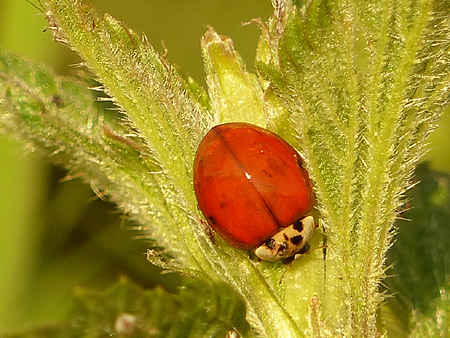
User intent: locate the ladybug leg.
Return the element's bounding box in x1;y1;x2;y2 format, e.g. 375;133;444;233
279;263;293;284
278;242;311;283
304;242;328;256
290;242;311;261
199;216;216;244
279;241;327;284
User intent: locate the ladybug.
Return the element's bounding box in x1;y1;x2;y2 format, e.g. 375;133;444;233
193;122;315;261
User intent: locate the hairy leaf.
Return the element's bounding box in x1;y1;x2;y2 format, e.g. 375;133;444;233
258;0;449;335
2;278;250;338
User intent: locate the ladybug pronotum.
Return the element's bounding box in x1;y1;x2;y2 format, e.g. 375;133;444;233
193;122;315;261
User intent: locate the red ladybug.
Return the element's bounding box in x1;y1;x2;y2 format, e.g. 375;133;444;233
193;123;315;260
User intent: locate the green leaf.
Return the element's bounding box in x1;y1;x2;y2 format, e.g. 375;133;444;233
258;0;449;336
0;48;189;269
201;28;265;126
2;278;250;338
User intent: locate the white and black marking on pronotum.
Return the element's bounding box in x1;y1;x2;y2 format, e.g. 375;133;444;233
254;215;315;261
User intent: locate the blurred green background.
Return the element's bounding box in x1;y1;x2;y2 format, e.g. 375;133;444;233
0;0;448;333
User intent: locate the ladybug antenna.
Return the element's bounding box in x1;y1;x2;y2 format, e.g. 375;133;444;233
279;261;294;284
